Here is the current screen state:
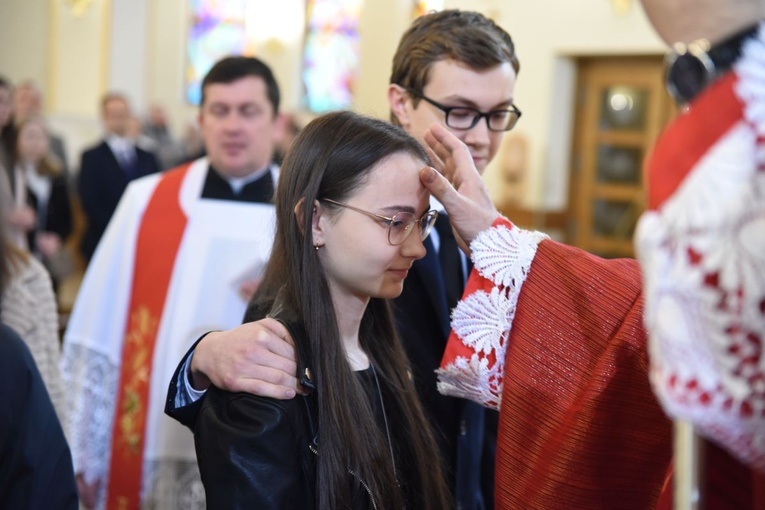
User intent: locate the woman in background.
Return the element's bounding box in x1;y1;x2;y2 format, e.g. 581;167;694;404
0;171;65;420
195;111;451;509
8;115;72;288
1;174;74;506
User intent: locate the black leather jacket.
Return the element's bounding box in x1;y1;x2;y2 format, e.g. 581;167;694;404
194;314;379;509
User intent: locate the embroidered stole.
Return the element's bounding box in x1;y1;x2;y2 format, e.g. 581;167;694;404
106;163;191;509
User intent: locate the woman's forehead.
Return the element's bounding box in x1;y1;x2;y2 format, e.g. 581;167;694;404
359;153;426;193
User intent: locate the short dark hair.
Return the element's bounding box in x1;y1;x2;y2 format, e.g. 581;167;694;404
390;9;520;121
0;76;10;90
200;56;280;115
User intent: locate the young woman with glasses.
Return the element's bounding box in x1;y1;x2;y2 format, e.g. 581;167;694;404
194;110;451;509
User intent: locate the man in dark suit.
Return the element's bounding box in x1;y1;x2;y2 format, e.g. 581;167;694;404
77;92;160;262
164;11;520;509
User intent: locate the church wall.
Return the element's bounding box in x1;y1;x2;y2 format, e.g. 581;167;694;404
0;0;666;208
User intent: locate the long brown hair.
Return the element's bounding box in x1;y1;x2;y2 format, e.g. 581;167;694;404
254;111;451;509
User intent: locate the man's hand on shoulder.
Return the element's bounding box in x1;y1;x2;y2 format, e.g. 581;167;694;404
190;318;299;399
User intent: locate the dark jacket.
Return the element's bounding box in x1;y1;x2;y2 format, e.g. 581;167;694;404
0;323;78;510
165;236;492;509
392;233;496;509
77;140;160;261
193;313;381;510
25;172;73;249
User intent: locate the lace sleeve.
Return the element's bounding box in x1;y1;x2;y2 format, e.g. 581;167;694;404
60;344;120;485
437;218;548;410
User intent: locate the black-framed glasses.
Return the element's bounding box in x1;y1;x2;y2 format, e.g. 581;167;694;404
322;198;438;246
405;87;522;132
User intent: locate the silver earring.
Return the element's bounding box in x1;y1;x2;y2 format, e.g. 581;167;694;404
314;244;321;251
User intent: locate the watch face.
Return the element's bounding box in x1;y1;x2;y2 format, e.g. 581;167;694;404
666;53;709;104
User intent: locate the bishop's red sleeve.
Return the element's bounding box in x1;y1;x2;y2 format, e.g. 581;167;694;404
438;217;672;509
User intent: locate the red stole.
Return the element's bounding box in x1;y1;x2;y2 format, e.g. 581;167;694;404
105;163;191;509
644;72;742;211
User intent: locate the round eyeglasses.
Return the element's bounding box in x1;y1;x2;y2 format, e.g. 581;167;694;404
322;198;438;246
405;87;522;132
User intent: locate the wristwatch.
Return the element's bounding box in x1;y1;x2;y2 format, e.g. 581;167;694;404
665;24;760;106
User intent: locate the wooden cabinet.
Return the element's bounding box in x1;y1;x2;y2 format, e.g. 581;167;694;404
568;56;676;258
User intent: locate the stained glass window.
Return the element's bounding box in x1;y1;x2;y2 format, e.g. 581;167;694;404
186;0;255;105
414;0;443;18
302;0;362;113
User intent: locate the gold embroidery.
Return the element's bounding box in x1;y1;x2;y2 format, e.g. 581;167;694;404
117;306;159;455
116;495;130;510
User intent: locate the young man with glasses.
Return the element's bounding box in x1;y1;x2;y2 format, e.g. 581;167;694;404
386;10;519;508
166;10;516;509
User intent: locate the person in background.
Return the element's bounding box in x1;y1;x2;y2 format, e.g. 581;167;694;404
125;115;158;155
0;172;65;420
142;103;186;170
0;76;12;173
271;112;301;166
62;56;281;510
77;92;160;264
8;115;72;290
11;80;69;179
1;164;74;509
177;121;206;165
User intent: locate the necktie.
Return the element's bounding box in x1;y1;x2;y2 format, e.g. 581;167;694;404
435;213;464;311
119;147;138;180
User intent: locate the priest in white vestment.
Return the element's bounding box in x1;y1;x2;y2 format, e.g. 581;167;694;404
60;56;283;510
